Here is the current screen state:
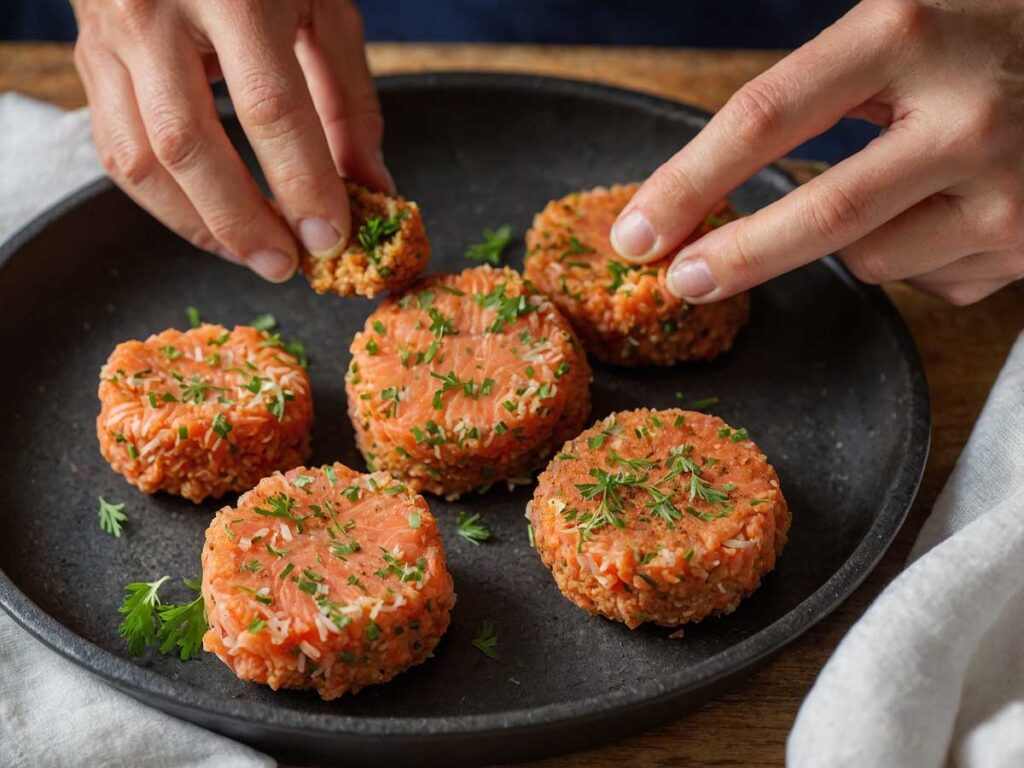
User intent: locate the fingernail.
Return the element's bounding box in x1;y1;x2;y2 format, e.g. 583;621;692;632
298;218;342;254
247;248;296;283
611;209;658;261
668;257;717;299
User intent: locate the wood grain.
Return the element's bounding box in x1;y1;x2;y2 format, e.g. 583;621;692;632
2;41;1022;768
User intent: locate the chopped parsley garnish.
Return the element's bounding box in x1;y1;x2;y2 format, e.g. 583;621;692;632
365;338;379;355
357;212;406;262
186;306;201;329
374;549;427;584
211;413;232;440
554;361;570;378
587;417;623;449
465;225;512;265
427;307;458;339
160;345;182;361
251;314;277;332
408;509;422;529
456;511;491;545
474;283;536;333
607;260;632;292
324;465;337;487
471;619;500;659
98;497;128;538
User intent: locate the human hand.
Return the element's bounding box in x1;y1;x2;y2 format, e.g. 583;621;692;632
72;0;392;282
611;0;1024;306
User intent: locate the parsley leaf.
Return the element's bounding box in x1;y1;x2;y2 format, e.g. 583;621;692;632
156;576;208;661
465;225;512;265
472;619;500;659
357;212;406;263
118;576;169;656
98;496;128;538
456;511;491;545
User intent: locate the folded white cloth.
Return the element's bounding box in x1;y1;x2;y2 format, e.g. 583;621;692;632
0;93;273;768
788;331;1024;768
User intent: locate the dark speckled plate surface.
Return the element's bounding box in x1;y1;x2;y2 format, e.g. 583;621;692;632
0;74;928;767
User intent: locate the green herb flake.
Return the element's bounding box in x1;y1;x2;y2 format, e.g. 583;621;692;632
98;497;128;538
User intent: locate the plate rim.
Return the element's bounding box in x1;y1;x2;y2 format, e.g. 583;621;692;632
0;71;930;742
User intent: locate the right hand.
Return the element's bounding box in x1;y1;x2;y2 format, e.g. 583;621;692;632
72;0;393;282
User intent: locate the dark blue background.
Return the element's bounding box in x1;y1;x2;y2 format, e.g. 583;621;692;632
3;0;877;162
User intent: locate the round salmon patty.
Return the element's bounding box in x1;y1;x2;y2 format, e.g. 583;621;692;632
97;324;312;502
301;182;430;298
528;408;790;628
202;462;455;700
524;184;750;366
346;265;592;498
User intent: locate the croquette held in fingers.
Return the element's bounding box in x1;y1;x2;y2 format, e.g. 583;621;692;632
301;182;430;298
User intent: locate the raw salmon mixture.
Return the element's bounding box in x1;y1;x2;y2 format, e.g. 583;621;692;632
346;265;592;497
301;182;430;298
524;184;750;366
202;462;455;700
97;324;312;502
528;408;789;628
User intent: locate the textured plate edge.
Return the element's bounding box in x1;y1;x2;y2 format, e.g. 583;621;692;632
0;71;931;747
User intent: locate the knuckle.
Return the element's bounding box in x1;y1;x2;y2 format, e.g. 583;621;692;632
844;252;888;285
723;221;768;281
102;135;157;187
336;0;365;35
989;196;1024;248
272;164;340;202
110;0;157;35
805;183;864;245
149;112;203;171
236;77;304;137
874;0;930;45
202;206;257;244
648;160;703;216
723;79;787;152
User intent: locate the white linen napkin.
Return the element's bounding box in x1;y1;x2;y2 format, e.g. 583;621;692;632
788;331;1024;768
0;93;273;768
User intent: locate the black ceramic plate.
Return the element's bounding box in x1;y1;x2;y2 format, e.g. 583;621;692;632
0;74;928;767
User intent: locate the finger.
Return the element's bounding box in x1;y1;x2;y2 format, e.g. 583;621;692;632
201;2;352;254
121;33;298;282
295;0;394;193
910;250;1024;285
664;124;959;302
610;9;893;264
839;193;982;284
77;43;226;259
906;274;1014;306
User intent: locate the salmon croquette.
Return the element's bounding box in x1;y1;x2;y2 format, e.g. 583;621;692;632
524;184;750;366
202;462;455;700
97;324;312;502
346;265;592;498
528;408;789;628
301;182;430;298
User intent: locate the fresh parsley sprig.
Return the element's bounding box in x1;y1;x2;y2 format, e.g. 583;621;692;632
472;619;500;659
456;511;491;545
98;496;128;538
465;225;512;265
118;575;209;660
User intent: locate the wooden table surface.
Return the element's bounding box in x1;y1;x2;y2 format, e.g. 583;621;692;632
3;41;1023;767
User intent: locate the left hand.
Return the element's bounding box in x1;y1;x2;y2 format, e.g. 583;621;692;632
610;0;1024;306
